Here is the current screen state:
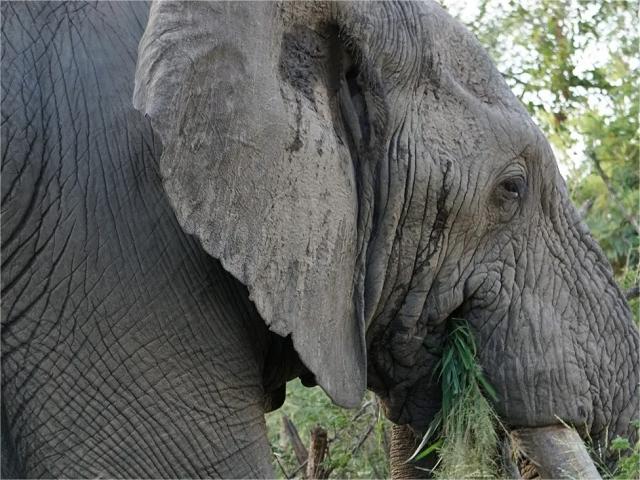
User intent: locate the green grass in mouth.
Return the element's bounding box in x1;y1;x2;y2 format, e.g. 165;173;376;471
413;318;501;479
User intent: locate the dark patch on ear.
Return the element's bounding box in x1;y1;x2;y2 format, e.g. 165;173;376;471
279;25;323;107
341;61;371;151
279;22;387;160
287;98;304;152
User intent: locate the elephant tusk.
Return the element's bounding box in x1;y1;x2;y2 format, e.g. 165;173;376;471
500;436;523;479
511;425;602;479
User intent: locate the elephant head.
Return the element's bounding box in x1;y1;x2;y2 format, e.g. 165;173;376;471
134;0;638;471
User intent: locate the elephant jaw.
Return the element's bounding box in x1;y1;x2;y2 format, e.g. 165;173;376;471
508;425;602;479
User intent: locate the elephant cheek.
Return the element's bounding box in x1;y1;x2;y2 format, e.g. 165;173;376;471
470;301;593;431
371;347;443;432
377;376;442;433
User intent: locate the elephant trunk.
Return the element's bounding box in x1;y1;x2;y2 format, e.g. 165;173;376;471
389;424;433;479
512;425;602;479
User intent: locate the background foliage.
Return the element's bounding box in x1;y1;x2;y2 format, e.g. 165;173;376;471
267;1;639;477
266;380;390;479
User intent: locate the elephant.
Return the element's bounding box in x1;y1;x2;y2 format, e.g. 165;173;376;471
1;0;638;477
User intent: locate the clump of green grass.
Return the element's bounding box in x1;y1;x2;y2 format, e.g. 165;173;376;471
608;428;640;480
412;318;501;478
434;386;499;478
592;419;640;480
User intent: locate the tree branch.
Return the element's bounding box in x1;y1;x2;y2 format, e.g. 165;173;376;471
625;285;640;301
282;415;308;467
306;426;330;479
274;454;291;480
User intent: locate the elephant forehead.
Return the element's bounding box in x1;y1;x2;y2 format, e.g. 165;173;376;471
419;7;541;158
341;2;511;101
350;1;544;167
416;85;538;174
417;1;522;110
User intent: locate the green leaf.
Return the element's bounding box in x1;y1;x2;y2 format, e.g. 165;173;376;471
477;374;498;401
415;438;444;460
417;317;500;478
611;436;632;452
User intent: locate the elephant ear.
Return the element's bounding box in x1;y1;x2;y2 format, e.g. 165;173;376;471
133;1;365;407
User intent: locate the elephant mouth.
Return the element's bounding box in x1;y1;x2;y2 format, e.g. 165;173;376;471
377;302;606;477
424;311;603;478
438;303;604;477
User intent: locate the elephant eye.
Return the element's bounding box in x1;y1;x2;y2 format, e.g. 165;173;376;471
492;176;527;220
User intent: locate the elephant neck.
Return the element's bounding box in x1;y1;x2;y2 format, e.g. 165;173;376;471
3;258;276;477
1;2;275;476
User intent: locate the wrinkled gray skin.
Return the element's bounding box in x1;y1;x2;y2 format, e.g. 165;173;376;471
2;1;637;478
